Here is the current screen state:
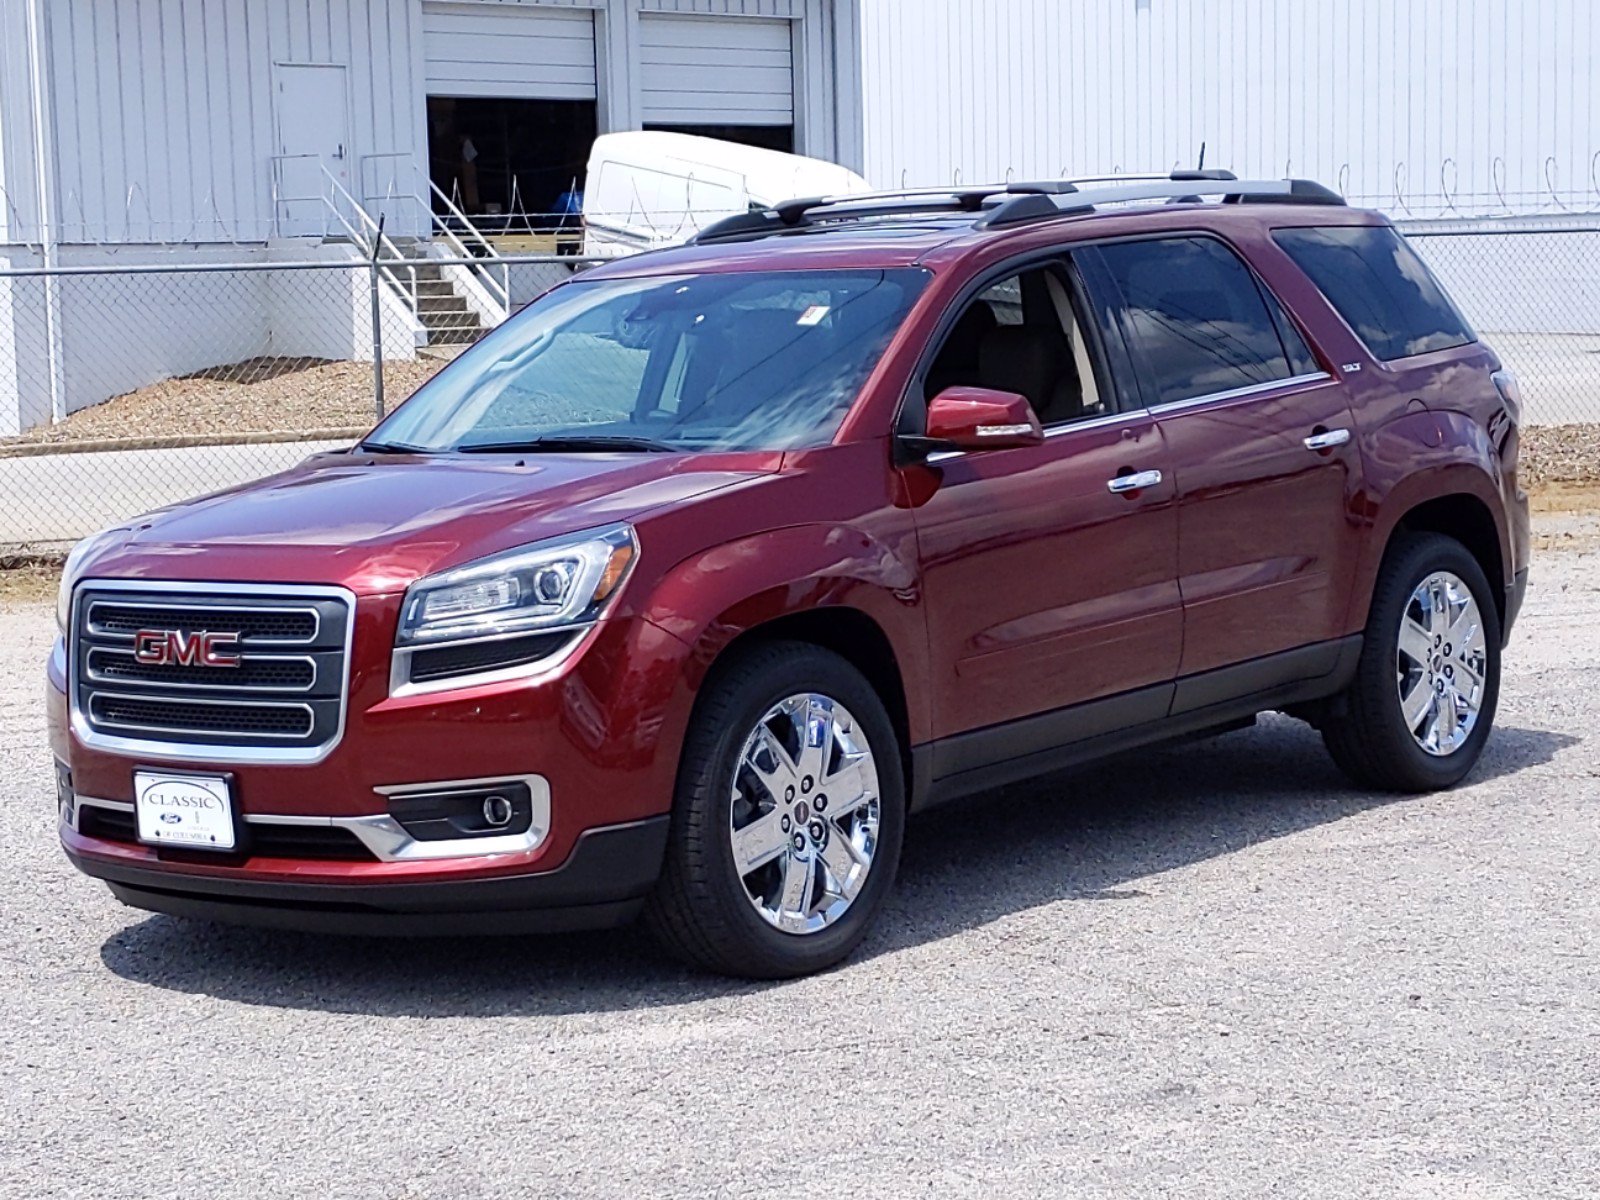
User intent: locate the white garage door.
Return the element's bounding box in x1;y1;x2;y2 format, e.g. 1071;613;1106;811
423;1;596;100
639;15;794;126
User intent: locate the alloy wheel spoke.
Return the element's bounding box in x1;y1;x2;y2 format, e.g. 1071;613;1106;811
1437;686;1460;743
821;749;873;817
731;810;788;875
1398;616;1434;667
777;851;815;923
1400;675;1435;733
796;697;836;785
1446;602;1480;650
747;725;800;797
819;829;867;899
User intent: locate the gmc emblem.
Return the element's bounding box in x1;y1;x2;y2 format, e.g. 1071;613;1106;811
132;629;242;668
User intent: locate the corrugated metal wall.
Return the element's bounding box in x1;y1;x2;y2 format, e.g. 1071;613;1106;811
639;1;799;16
0;4;43;244
638;14;794;125
858;0;1600;216
39;0;426;243
0;0;857;245
422;1;597;99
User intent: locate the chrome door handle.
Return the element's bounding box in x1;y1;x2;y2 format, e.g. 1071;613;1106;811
1303;428;1351;451
1106;469;1162;494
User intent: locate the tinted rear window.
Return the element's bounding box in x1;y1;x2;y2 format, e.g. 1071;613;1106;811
1272;226;1474;362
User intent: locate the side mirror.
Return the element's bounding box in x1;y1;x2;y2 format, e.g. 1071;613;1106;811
921;386;1044;452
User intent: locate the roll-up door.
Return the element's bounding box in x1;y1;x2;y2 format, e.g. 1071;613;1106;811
639;15;793;125
423;2;597;100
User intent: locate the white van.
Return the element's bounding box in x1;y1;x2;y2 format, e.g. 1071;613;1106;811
581;131;873;257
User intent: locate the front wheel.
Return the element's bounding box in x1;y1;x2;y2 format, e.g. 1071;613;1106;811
1322;532;1502;792
644;641;905;979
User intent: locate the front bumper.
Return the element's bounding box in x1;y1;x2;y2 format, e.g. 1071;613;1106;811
66;814;669;935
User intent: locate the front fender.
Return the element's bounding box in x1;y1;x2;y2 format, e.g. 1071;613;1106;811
639;521;930;771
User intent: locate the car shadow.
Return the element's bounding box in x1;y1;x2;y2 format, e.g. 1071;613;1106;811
99;719;1577;1017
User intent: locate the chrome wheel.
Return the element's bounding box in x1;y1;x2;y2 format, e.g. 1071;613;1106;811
729;693;881;934
1396;570;1489;756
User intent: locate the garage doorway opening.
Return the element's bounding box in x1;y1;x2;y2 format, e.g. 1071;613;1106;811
644;124;795;154
427;97;597;237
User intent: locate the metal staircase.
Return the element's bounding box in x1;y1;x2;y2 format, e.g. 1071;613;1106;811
269;155;511;347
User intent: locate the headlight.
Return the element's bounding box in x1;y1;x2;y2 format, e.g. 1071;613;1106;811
396;523;638;647
56;527;128;632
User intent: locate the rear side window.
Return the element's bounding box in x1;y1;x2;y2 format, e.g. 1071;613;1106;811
1092;236;1310;405
1272;225;1474;361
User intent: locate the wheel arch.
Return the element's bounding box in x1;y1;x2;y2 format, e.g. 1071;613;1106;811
636;523;930;804
1392;494;1506;620
707;608;913;786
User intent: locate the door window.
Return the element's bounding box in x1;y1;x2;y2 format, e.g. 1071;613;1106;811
1093;236;1311;405
922;265;1110;426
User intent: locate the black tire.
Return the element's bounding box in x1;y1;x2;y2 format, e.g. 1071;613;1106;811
643;641;905;979
1322;532;1502;792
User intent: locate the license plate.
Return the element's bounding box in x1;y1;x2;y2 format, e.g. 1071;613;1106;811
134;771;236;851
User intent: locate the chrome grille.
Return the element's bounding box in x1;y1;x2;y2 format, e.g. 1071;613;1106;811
72;584;352;760
86;646;318;691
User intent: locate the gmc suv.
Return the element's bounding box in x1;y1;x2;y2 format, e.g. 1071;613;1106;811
52;172;1530;978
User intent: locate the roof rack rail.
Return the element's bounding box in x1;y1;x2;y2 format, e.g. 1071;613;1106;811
688;172;1343;244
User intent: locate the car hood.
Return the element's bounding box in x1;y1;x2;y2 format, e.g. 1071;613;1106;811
82;449;778;595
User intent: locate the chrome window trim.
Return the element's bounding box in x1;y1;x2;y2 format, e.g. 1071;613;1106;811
68;579;357;766
1144;372;1332;417
924;408;1147;464
85;598;323;645
70;774;552;863
84;646;320;694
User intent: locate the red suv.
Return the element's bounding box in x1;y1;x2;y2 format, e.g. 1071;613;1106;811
52;173;1529;978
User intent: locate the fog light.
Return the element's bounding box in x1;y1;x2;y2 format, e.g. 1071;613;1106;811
482;793;513;827
387;780;534;842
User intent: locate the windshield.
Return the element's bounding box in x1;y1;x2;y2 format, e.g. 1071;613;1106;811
370;268;928;453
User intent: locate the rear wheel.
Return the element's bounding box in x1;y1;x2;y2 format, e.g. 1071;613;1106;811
1322;533;1501;791
644;641;905;979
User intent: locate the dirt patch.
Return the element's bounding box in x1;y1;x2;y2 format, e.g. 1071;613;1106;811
0;356;447;446
0;562;59;606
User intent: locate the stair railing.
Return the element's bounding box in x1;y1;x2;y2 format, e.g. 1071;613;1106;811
320;165;418;314
425;176;511;324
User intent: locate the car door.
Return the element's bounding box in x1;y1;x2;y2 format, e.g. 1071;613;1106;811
1081;233;1365;702
905;256;1183;770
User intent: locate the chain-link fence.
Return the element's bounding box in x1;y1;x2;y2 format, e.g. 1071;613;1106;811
0;227;1596;550
1397;219;1600;427
0;254;593;548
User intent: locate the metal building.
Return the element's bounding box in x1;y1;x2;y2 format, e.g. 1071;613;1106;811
0;0;862;249
857;0;1600;219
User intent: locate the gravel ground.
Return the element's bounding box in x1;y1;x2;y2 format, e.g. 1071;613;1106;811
1;521;1597;1199
0;357;447;446
1522;424;1600;487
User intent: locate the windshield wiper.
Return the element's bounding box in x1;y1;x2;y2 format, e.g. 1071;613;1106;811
356;440;432;455
457;435;677;454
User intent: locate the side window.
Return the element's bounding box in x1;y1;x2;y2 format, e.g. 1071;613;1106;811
1093;236;1303;405
922;264;1111;426
1272;225;1474;362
